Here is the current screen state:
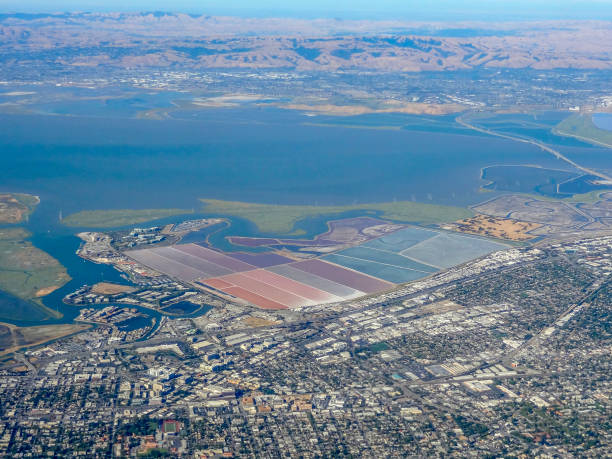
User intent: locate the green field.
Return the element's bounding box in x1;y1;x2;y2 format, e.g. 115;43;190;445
0;228;71;319
201;199;472;234
62;208;193;228
554;113;612;148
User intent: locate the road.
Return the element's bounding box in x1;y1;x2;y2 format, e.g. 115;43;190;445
457;114;612;182
502;275;609;364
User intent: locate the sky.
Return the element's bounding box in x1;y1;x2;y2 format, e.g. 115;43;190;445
2;0;612;21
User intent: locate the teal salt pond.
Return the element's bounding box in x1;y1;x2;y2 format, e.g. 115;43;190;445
323;227;508;283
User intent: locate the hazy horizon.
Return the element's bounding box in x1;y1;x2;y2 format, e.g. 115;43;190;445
3;0;612;21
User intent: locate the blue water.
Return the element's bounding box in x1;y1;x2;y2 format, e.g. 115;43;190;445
178;222;229;245
116;315;152;332
0;110;570;213
0;290;50;323
592;113;612;132
0;219;212;326
32;90;186;118
161;301;201;315
481;165;579;197
0;108;610;326
475;112;600;148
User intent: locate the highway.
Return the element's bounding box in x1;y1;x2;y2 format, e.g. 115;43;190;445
456;114;612;182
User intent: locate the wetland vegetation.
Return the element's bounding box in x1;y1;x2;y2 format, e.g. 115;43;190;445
62;208;193;228
0;227;71;319
0;193;39;224
554;113;612;148
200;198;473;234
